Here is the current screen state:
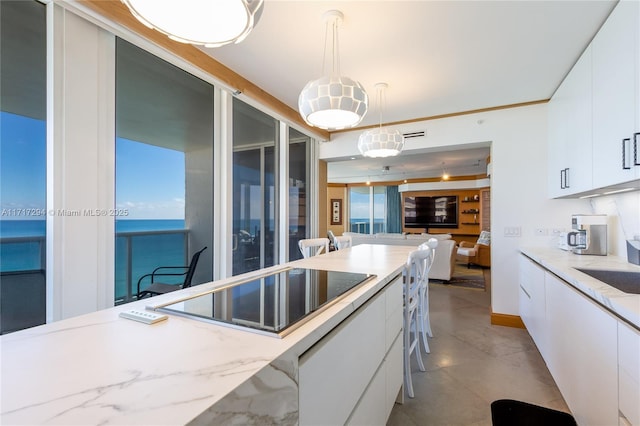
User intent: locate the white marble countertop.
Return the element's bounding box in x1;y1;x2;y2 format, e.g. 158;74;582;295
520;247;640;329
0;244;415;425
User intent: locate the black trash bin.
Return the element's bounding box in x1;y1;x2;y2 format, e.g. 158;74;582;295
491;399;577;426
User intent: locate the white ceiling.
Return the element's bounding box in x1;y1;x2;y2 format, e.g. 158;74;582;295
199;1;615;183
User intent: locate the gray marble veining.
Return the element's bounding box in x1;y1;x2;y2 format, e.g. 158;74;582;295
1;244;413;425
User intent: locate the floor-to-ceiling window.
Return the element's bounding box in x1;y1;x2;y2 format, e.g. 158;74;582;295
349;187;371;233
349;186;388;234
232;99;278;275
288;128;310;261
373;186;387;233
0;0;47;334
231;99;278;326
115;38;214;304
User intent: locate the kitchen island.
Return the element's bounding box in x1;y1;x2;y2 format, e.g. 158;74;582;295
1;244;414;425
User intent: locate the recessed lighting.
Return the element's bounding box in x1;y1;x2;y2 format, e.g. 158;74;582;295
603;188;635;195
579;193;601;199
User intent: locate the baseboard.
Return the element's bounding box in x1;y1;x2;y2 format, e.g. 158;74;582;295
490;312;525;329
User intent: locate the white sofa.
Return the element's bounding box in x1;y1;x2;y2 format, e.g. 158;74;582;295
343;232;457;282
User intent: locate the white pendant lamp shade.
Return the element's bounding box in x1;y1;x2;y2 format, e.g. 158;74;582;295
121;0;264;47
358;82;404;158
298;76;368;130
358;128;404;158
298;10;368;130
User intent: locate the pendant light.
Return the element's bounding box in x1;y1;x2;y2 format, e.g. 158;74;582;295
357;83;404;158
121;0;264;48
298;10;368;130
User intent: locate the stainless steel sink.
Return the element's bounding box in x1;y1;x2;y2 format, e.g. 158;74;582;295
575;268;640;294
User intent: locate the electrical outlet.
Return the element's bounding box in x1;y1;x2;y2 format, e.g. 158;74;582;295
504;226;521;237
551;228;564;235
535;228;549;236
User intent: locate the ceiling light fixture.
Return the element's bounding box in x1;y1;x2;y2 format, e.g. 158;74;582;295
441;162;450;181
358;83;404;158
120;0;264;47
298;10;368;130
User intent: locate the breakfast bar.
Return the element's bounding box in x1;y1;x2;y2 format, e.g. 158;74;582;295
0;244;414;425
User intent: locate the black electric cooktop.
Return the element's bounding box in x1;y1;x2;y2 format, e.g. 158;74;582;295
152;267;375;337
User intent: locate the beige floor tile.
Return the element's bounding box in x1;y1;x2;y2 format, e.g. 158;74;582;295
388;282;571;425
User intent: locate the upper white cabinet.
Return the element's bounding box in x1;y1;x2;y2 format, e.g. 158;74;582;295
592;0;640;187
548;1;640;198
547;47;593;198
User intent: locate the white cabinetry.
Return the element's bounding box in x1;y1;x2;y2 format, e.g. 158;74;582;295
544;272;619;425
518;255;548;357
547;46;593;198
592;0;640;187
618;321;640;426
548;1;640;198
299;277;402;425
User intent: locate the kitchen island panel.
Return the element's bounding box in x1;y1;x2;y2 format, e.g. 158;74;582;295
1;244;414;425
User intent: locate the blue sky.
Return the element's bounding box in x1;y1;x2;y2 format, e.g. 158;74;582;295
350;188;386;220
1;112;46;212
1;112;185;220
115;138;185;219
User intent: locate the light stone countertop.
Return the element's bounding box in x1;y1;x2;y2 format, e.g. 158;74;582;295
520;247;640;329
0;244;415;425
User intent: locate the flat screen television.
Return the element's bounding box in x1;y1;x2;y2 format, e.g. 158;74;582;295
404;195;458;229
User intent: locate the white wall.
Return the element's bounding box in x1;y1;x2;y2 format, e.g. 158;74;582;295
589;192;640;257
321;104;592;316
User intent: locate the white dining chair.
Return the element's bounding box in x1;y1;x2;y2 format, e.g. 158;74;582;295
403;248;429;398
298;238;330;258
417;238;438;353
333;235;352;250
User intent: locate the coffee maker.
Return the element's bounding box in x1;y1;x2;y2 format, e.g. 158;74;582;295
567;214;608;255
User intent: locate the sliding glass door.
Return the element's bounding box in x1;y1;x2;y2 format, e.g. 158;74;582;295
0;0;47;334
115;38;214;304
232;146;277;275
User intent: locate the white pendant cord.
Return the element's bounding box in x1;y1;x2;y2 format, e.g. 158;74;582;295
375;83;389;130
321;15;342;77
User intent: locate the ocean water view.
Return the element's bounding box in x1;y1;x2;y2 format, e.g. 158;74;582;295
0;218;185;237
1;219;187;302
348;219;386;234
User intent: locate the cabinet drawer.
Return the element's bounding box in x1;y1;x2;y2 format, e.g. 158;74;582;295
299;290;385;426
385;277;402;351
385;331;403;417
348;331;403;425
618;321;640;426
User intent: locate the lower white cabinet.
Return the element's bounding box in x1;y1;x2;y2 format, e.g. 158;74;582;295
618;322;640;426
298;277;403;425
347;334;402;426
518;256;548;358
544;272;619;425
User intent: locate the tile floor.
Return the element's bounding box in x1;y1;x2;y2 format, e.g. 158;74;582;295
387;279;571;425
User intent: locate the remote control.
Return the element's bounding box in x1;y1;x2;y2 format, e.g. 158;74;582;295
119;309;168;324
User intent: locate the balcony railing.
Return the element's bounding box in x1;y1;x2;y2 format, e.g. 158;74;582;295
115;229;188;304
0;236;47;334
0;230;188;332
